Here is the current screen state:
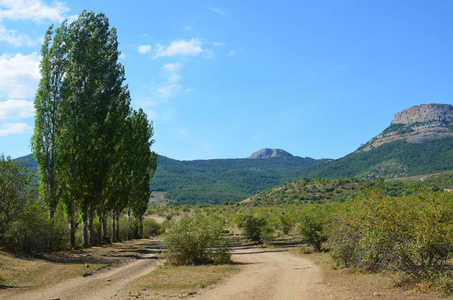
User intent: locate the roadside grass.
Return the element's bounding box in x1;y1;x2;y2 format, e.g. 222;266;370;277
0;251;106;290
0;239;159;293
119;264;239;298
295;247;448;300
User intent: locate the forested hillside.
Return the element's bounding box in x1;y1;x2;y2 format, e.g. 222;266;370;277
293;137;453;179
245;177;426;205
150;155;328;204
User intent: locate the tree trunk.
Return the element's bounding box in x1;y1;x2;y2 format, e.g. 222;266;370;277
127;206;131;240
89;212;95;246
49;206;55;220
116;213;120;241
98;214;104;244
111;211;116;243
138;216;143;238
69;200;76;248
82;219;89;247
103;213;108;243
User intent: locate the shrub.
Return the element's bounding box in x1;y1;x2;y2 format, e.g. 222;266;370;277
297;205;329;252
142;218;163;237
0;155;34;238
4;202;69;253
163;214;231;265
328;191;453;291
239;215;274;245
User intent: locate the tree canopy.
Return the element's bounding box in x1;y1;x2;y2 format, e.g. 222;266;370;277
32;11;156;247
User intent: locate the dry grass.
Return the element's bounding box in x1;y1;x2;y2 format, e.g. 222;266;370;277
112;264;239;299
0;238;158;294
295;248;450;299
0;251;106;290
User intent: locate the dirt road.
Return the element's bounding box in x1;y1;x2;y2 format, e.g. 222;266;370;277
2;240;442;299
2;241;162;300
191;244;336;300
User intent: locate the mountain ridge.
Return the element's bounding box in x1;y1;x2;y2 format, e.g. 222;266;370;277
14;103;453;204
358;103;453;152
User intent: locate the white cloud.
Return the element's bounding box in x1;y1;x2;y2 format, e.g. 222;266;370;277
154;38;203;58
0;25;35;47
157;84;180;99
0;0;69;22
163;62;182;73
163;62;183;83
0;122;32;136
227;50;238;56
209;7;227;15
138;44;151;54
0;52;40;99
0;99;34;120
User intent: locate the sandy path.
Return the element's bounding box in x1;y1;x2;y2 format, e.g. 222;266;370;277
192;244;338;300
5;251;160;300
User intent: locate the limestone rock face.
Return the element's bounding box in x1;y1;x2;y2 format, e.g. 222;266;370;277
248;148;293;159
391;103;453;125
358;103;453;152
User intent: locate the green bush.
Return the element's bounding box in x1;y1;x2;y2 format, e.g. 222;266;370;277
297;205;329;252
163;214;231;265
328;191;453;292
0;155;34;238
4;202;69;253
0;156;68;253
239;215;274;245
142;218;163;237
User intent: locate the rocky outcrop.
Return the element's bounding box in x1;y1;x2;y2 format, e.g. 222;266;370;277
392;103;453;125
358;103;453;152
248;148;293;159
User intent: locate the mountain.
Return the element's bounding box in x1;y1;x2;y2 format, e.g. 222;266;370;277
151;153;328;205
14;154;37;172
358;103;453;152
248;148;293;159
295;103;453;179
14;150;328;205
14;103;453;205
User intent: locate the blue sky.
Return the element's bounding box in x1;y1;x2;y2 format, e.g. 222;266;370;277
0;0;452;160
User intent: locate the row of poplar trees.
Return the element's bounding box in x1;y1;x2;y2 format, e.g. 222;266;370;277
32;11;157;248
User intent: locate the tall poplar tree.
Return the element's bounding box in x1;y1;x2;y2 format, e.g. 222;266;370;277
129;109;157;237
33;11;139;248
61;11;128;247
32;23;68;220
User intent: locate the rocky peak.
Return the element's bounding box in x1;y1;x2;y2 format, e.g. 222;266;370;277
391;103;453;125
248;148;293;159
358;103;453;152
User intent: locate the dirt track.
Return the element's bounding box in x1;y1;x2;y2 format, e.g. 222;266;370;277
5;251;159;300
191;244;335;300
2;240;445;299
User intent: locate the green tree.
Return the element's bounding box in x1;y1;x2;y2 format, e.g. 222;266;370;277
0;156;35;238
128;109;157;238
32;23;68;219
34;11;136;248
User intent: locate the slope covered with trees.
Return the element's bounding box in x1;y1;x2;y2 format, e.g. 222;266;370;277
244;177;425;205
294;137;453;179
151;155;328;205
